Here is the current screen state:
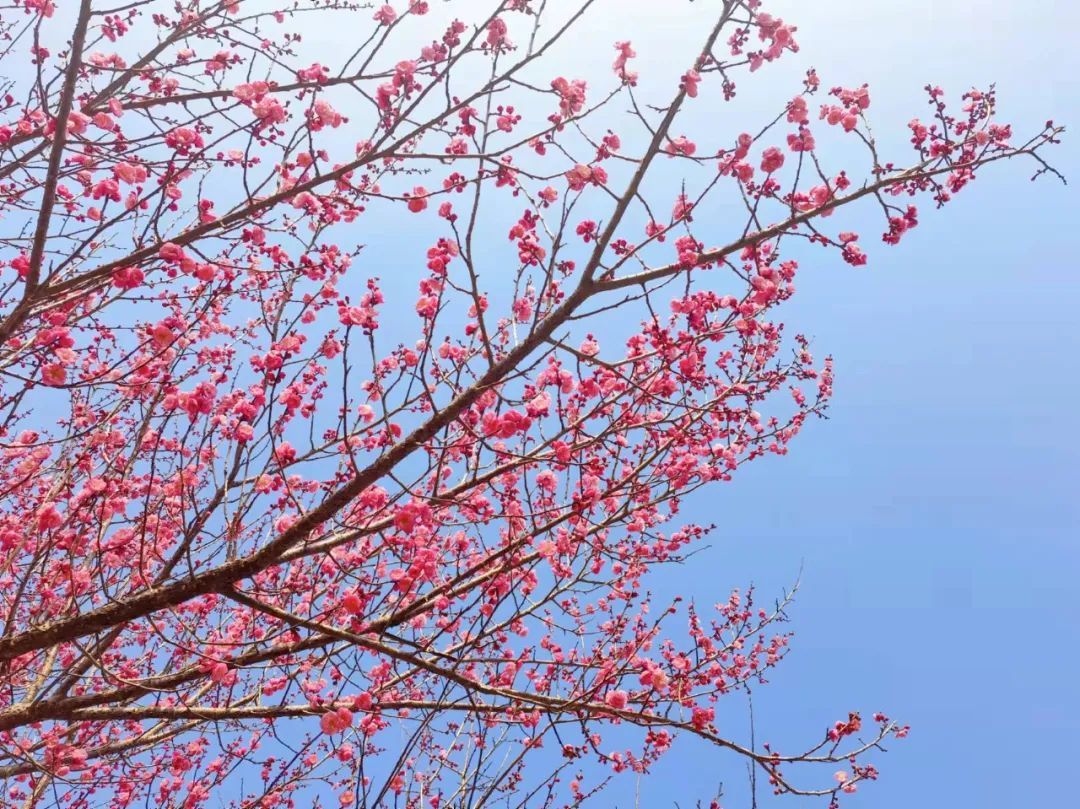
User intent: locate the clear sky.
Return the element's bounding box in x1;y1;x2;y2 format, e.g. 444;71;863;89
296;1;1080;804
585;1;1080;806
20;0;1070;805
248;0;1080;804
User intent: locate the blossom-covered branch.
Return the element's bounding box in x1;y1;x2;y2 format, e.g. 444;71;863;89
0;0;1059;806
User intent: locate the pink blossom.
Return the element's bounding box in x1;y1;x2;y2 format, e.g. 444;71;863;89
373;4;397;25
535;470;558;491
666;135;697;157
407;186;428;213
681;69;701;98
41;363;67;386
612;41;637;84
604;690;628;710
36;504;63;530
485;17;510;51
320;706;354;734
111;266;145;290
760;146;785;173
159;242;186;263
551;77;587;117
113;162;147;185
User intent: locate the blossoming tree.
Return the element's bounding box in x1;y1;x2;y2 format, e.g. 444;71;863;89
0;0;1061;806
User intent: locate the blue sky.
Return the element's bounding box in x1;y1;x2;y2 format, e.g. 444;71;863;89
595;1;1080;806
294;1;1080;804
14;0;1072;804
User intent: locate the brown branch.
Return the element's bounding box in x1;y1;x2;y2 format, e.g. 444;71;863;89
23;0;94;290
